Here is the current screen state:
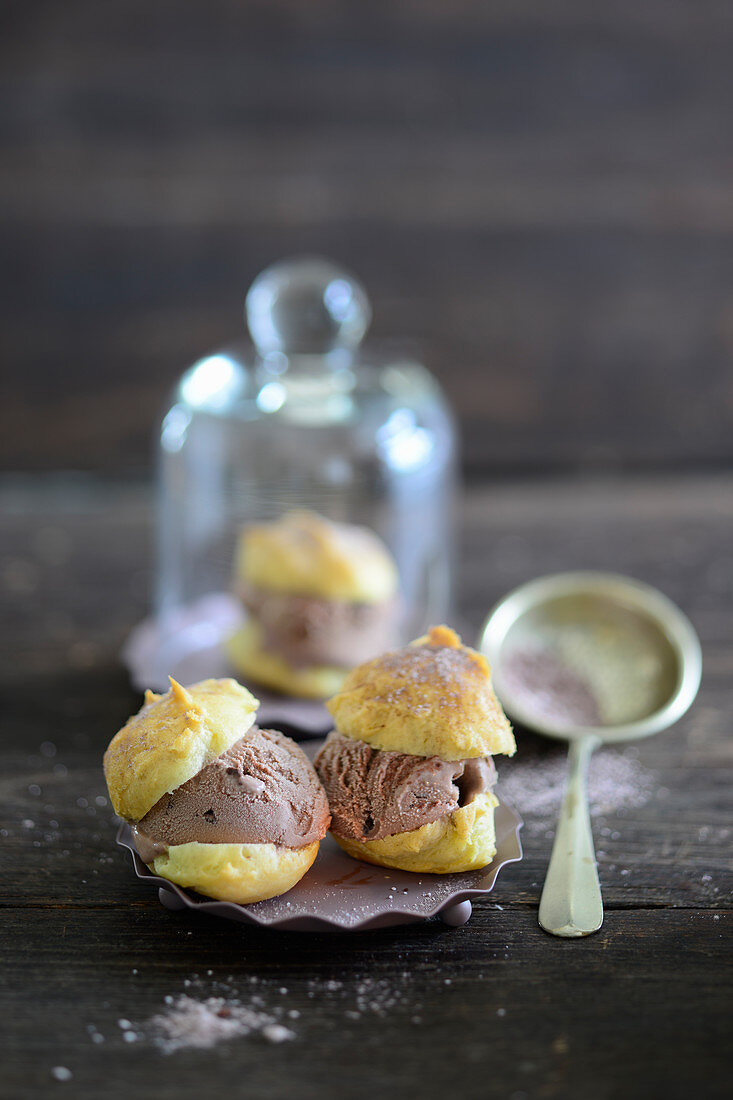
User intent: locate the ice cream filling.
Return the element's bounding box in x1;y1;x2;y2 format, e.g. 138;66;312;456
314;731;496;843
132;727;330;863
238;584;398;668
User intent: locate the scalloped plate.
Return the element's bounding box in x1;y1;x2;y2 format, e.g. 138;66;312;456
116;792;522;932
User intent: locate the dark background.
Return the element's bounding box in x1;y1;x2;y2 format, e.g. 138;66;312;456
3;0;733;480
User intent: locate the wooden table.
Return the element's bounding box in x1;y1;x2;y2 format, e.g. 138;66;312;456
4;475;732;1099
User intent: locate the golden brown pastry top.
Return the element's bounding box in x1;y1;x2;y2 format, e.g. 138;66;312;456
235;510;398;603
103;677;259;822
326;626;516;760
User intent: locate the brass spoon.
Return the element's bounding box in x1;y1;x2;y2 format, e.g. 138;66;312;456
479;572;702;938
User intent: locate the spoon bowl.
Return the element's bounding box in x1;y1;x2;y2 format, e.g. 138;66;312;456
479;572;702;937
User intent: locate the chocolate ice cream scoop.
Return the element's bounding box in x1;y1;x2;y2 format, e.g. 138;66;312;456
314;732;496;843
133;727;330;863
239;584;398;669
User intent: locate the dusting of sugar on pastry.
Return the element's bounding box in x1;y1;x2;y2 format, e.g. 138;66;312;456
368;643;487;715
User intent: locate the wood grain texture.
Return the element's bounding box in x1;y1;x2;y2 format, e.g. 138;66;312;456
2;473;732;1097
3;2;733;476
5;908;731;1100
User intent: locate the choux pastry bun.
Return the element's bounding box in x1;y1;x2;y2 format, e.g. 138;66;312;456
229;510;400;698
104;677;330;902
315;627;515;874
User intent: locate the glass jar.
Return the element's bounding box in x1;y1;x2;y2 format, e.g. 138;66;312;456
128;257;458;695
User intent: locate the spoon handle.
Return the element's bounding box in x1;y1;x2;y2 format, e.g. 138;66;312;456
538;734;603;938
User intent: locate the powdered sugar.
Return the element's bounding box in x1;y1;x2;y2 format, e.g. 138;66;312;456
110;970;420;1055
261;1023;295;1044
142;995;293;1053
502;647;601;727
374;642;482;715
498;747;659;837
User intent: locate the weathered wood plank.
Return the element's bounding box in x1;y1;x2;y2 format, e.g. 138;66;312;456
4;907;731;1100
2;720;732;913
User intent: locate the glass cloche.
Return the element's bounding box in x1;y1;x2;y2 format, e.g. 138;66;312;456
125;257;458;708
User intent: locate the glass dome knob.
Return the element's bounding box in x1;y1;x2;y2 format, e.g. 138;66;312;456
245;256;371;357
